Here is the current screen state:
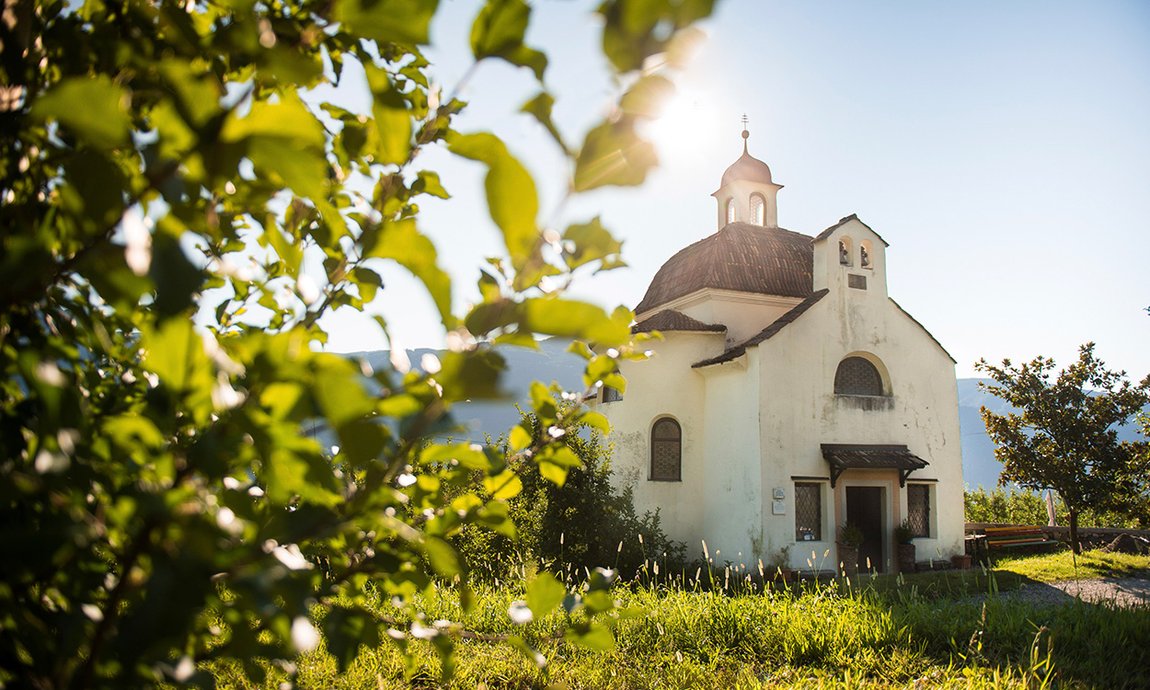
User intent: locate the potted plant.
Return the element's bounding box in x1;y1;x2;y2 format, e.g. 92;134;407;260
894;520;916;574
837;523;864;576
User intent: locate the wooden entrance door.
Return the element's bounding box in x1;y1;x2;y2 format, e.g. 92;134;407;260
846;486;884;573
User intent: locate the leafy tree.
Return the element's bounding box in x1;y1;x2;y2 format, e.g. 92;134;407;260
976;344;1150;553
0;0;714;686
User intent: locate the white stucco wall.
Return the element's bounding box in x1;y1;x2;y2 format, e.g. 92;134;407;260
596;332;726;558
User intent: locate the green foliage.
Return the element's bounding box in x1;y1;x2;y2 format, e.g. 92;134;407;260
453;414;684;582
838;523;865;548
0;0;715;686
976;343;1150;553
205;564;1150;689
965;486;1150;531
893;520;915;545
965;487;1055;526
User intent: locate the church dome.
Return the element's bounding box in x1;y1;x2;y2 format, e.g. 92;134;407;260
635;223;814;314
719;150;774;187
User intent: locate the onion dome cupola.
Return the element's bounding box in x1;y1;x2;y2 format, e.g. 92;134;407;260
712;121;783;230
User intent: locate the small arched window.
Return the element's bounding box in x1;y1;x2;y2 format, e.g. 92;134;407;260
650;418;681;481
750;194;765;225
834;357;884;396
838;237;853;266
860;240;872;269
725;198;736;224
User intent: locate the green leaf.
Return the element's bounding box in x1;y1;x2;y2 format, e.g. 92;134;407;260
221;94;327;198
350;266;383;302
32;75;131;148
312;354;375;429
447;131;539;272
525;572;565;618
520;91;568;154
566;622;615;651
323;606;381;672
522;297;631;345
579;410;611;435
562;217;624;271
470;0;547;80
363;218;454;329
538;460;567;487
424;536;463;577
483;469;522;501
413;170;450;199
333;0;439;45
420;443;491;471
574;119;658;192
620;74;674;119
537;446;581;487
508;424;532;452
150;224;204;319
475;500;516;538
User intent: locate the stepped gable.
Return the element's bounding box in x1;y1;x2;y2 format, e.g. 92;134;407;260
634;223;814;314
632;309;726;334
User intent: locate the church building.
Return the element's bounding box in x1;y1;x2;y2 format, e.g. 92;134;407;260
594;129;965;573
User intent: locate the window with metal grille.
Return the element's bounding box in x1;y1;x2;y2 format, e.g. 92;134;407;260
907;484;930;537
834;356;883;396
602;386;622;403
794;482;822;541
750;194;765;225
725;198;736;224
650;418;681;482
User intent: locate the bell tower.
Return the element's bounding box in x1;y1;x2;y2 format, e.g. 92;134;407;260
711;119;783;230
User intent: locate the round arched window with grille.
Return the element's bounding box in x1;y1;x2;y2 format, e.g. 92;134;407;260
750;193;765;225
650;418;682;482
834;357;884;396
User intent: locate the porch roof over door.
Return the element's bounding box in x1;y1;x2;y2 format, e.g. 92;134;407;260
820;444;929;487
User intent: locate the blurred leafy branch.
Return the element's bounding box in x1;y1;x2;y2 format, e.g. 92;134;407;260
0;0;715;686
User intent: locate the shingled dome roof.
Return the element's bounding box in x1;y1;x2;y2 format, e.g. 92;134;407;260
635;223;814;315
720;150;775;187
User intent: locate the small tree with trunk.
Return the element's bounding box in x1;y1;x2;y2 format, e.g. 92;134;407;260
976;343;1150;553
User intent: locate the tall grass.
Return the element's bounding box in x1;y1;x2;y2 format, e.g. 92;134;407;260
207;553;1150;689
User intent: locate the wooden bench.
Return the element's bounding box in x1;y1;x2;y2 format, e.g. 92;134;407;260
983;526;1060;553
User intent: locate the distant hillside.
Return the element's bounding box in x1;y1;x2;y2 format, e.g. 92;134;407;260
344;346;1145;489
957;378;1148;491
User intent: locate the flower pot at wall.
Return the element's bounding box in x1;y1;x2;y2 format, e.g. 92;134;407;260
836;545;858;576
951;554;972;570
897;543;916;574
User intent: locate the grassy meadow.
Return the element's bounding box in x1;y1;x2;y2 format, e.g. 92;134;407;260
209;551;1150;689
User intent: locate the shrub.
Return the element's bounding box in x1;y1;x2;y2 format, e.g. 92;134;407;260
454;414;684;582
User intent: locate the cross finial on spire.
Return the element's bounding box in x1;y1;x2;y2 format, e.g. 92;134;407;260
740;113;750;153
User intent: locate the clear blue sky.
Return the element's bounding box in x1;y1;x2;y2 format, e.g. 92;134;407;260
320;0;1150;380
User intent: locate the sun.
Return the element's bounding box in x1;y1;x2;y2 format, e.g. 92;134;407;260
643;88;722;160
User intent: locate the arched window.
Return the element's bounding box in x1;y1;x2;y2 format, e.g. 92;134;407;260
838;237;853;266
725;198;736;224
860;240;872;269
650;417;681;481
750;194;765;225
834;357;884;396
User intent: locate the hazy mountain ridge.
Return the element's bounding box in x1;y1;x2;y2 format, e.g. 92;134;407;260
344;344;1145;490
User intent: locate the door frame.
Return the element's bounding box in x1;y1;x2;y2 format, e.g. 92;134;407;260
833;473;896;573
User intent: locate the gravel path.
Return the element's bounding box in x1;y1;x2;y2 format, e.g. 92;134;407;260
998;577;1150;609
